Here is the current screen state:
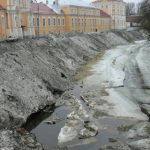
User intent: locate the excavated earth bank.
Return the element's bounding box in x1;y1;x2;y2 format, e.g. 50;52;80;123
0;30;148;149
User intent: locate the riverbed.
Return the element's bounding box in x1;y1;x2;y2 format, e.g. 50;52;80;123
30;40;150;150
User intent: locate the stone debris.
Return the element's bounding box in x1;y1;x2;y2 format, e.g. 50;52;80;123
79;128;97;139
0;130;43;150
79;123;98;139
58;125;78;144
129;139;150;150
126;122;150;139
99;142;131;150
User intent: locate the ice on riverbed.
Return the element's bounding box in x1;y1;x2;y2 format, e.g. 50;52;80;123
58;95;90;144
83;44;133;88
58;126;78;144
103;88;148;120
82;40;149;120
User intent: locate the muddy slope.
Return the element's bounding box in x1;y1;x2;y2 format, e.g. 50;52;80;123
0;30;147;149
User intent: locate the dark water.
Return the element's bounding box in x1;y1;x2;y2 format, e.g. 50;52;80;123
30;112;134;150
31;106;71;150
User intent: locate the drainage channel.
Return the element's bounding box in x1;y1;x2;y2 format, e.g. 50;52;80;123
22;41;149;150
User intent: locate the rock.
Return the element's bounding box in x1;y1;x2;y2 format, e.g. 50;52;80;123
79;122;98;139
141;104;150;115
67;111;82;121
58;126;78;144
84;122;98;133
79;128;97;139
126;122;150;139
80;95;89;103
44;121;56;125
129;139;150;150
109;138;117;143
99;142;131;150
0;129;43;150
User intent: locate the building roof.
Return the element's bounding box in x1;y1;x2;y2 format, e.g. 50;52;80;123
48;3;61;14
59;0;95;8
100;10;111;18
93;0;125;3
31;3;56;14
36;0;95;8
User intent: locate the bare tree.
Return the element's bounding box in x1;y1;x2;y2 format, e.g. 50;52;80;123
140;0;150;30
126;2;136;16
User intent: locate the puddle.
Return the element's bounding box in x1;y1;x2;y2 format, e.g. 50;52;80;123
57;117;137;150
26;106;71;150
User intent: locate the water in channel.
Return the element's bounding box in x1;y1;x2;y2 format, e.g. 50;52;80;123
28;40;149;150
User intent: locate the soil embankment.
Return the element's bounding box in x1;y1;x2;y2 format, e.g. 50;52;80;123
0;30;148;149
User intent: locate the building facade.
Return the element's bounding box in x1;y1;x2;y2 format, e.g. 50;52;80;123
31;0;112;34
62;5;101;32
0;0;35;40
31;2;66;36
0;0;120;40
100;10;112;31
93;0;126;30
0;4;6;40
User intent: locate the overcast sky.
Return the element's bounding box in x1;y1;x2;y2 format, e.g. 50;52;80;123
39;0;143;4
90;0;142;3
122;0;142;2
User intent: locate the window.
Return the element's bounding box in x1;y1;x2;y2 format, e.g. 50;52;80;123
33;18;35;26
1;16;5;29
58;18;60;26
48;18;51;26
37;18;40;26
78;18;80;26
53;18;56;26
82;19;84;26
43;18;46;27
72;18;74;26
15;16;18;27
75;18;77;26
62;18;65;26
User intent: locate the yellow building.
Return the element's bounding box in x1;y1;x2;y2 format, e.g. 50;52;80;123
31;2;65;36
0;0;113;40
61;5;101;32
33;0;112;34
57;0;112;32
100;10;112;31
93;0;126;30
0;4;6;40
0;0;35;39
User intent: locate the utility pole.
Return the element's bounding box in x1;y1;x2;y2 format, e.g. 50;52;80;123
77;7;79;32
114;19;115;32
38;3;40;39
84;14;86;32
35;0;40;39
